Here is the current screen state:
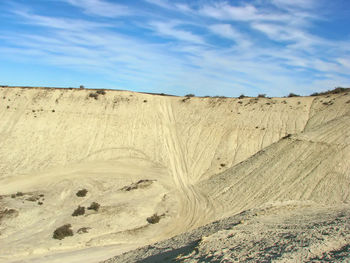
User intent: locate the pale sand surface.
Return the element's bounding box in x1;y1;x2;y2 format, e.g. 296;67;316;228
0;87;349;262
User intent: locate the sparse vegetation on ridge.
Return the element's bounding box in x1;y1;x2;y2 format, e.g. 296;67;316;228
287;93;300;97
310;87;349;96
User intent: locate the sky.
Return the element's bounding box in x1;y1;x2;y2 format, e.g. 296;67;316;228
0;0;350;97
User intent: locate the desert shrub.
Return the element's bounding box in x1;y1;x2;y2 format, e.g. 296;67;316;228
89;93;98;100
220;163;226;167
16;192;24;197
258;94;266;98
0;208;18;221
96;89;106;95
282;134;291;139
79;85;85;89
185;94;195;97
6;105;9;109
310;87;349;96
147;214;161;224
143;100;147;103
238;94;246;99
53;224;73;240
26;196;39;202
76;189;88;197
77;227;90;234
87;202;100;211
288;93;300;97
72;206;85;216
52;110;55;112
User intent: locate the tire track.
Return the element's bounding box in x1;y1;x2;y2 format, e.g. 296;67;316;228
158;99;217;236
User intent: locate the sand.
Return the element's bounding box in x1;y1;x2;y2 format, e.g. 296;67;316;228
0;86;349;262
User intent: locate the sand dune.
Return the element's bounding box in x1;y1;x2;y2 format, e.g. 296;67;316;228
0;87;349;262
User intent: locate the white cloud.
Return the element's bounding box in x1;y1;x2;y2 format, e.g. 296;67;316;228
149;21;205;44
1;0;349;96
209;24;252;48
64;0;130;17
144;0;172;9
271;0;316;10
199;2;290;22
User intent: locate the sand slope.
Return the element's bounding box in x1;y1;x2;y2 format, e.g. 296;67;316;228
0;87;349;262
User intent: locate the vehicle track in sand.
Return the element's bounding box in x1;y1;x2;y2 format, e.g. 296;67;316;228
158;99;219;237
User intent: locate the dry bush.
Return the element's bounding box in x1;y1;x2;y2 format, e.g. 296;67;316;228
96;89;106;95
288;93;300;97
87;202;100;211
77;227;90;234
72;206;85;216
53;224;73;240
88;93;98;100
76;189;88;197
147;214;161;224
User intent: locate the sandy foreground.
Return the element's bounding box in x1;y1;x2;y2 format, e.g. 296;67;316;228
0;86;349;262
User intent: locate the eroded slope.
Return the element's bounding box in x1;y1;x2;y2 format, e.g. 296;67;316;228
0;87;349;262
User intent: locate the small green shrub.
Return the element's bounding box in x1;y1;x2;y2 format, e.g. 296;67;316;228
257;94;266;98
72;206;85;216
238;94;246;99
53;224;73;240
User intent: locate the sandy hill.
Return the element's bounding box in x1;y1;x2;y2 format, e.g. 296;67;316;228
0;86;349;262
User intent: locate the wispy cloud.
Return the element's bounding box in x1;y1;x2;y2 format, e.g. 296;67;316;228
0;0;349;96
64;0;130;17
209;24;252;48
148;21;205;44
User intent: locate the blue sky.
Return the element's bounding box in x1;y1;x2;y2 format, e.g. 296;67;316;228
0;0;350;97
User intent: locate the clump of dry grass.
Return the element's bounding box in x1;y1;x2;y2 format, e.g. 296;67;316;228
76;189;88;197
72;206;85;216
88;202;100;211
147;214;161;224
53;224;73;240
